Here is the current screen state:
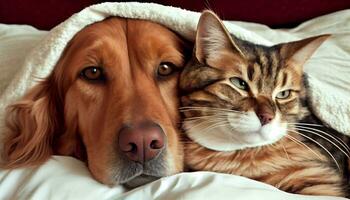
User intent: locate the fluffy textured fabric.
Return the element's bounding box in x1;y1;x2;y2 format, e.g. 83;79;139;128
1;156;348;200
0;3;349;137
0;3;350;200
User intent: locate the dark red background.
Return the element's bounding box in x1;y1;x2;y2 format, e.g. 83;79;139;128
1;0;350;30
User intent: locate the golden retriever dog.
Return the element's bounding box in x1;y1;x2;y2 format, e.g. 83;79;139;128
2;17;189;187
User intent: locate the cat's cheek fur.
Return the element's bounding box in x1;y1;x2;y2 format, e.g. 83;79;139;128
183;120;241;151
229;111;287;147
260;113;287;142
184;111;288;151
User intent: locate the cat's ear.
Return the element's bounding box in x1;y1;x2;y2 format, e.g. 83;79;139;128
195;10;244;64
280;35;330;70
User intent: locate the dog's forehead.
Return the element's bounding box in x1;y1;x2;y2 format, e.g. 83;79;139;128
61;17;185;78
72;17;182;51
125;20;185;68
70;18;127;48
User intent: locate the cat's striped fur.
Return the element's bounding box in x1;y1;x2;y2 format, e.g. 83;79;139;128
180;11;349;197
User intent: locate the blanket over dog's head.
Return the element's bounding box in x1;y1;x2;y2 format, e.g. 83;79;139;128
0;2;349;137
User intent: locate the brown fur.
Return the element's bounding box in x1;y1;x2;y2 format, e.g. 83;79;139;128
184;135;345;196
2;17;189;185
180;11;349;197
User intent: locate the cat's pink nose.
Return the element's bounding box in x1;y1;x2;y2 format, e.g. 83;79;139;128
258;113;274;125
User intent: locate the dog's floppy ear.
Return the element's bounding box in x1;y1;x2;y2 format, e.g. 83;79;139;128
54;107;87;161
1;77;63;168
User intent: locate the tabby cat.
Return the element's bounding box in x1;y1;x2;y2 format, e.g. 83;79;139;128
180;11;349;197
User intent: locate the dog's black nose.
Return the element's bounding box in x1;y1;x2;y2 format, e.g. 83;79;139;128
118;122;165;163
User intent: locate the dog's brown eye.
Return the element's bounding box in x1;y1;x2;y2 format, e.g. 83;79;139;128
80;67;105;81
157;62;175;76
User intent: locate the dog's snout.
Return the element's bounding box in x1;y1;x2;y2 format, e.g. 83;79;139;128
118;122;165;163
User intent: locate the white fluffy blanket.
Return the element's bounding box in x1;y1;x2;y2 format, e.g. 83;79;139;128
0;2;349;135
0;2;350;200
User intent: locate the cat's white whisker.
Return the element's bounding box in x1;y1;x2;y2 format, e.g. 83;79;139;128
185;118;223;131
295;128;350;159
290;130;341;171
295;125;350;153
185;113;253;130
180;106;233;111
296;128;350;158
202;122;231;135
285;134;323;161
185;115;229;120
226;112;245;116
187;121;233;142
186;113;242;119
281;143;290;160
179;106;245;114
226;120;257;129
180;141;195;144
287;122;323;127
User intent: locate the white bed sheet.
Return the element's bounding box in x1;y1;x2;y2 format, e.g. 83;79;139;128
0;9;349;200
0;156;346;200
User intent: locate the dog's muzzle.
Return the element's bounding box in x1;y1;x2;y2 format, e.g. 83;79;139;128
116;121;169;187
